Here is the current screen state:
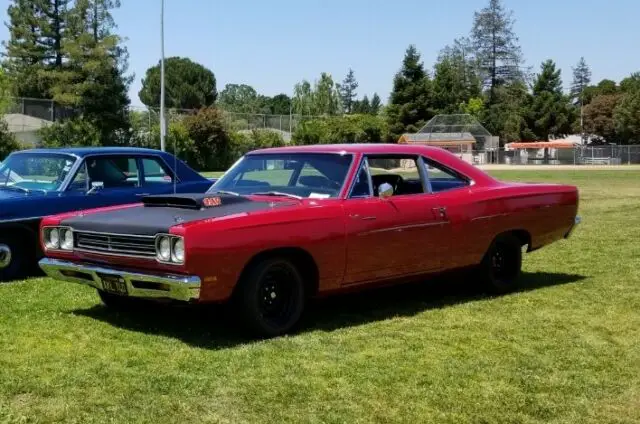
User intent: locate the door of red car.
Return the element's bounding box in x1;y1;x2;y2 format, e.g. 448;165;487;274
342;155;448;286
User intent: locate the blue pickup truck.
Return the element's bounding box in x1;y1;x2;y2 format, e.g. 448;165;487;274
0;147;215;281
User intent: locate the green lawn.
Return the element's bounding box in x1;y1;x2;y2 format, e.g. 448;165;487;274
1;170;639;423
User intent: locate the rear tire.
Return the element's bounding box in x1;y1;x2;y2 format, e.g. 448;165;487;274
479;233;523;294
236;257;306;338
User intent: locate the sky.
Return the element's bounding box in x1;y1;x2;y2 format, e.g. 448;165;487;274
1;0;639;108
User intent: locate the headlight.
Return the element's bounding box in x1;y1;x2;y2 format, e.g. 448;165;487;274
60;228;74;250
157;236;171;261
43;226;73;251
44;227;60;249
171;238;184;263
156;235;185;264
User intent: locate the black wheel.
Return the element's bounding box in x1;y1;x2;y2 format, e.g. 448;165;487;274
236;258;306;338
479;234;523;294
97;290;142;310
0;236;27;282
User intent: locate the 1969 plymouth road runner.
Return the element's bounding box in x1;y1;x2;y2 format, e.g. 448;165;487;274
0;147;214;281
39;144;580;337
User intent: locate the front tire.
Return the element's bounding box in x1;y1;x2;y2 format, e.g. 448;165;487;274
479;234;523;294
97;290;142;310
236;258;306;338
0;236;27;282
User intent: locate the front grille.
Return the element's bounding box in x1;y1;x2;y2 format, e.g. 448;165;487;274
74;231;157;258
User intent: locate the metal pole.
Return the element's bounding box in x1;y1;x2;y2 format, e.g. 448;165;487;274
159;0;166;152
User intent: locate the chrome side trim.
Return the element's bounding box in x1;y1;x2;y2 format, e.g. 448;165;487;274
359;221;447;236
39;258;200;302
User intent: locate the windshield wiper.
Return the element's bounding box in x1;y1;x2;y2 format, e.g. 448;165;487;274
0;185;48;194
252;191;302;200
208;189;240;196
0;185;30;194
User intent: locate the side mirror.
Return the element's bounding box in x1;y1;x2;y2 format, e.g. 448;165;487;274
87;181;104;195
378;182;394;199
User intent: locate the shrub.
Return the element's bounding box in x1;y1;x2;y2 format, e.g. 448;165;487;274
0;120;21;160
39;118;102;148
182;107;233;171
230;129;286;160
292;114;391;145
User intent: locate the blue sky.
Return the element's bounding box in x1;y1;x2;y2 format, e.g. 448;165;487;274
2;0;639;107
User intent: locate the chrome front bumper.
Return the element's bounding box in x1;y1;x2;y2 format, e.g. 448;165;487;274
39;258;201;302
564;215;582;238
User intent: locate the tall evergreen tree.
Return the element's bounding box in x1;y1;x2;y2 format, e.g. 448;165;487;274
526;60;575;141
370;93;382;115
386;45;435;140
51;0;132;143
471;0;524;101
339;68;358;114
2;0;71;98
570;57;592;104
570;57;591;142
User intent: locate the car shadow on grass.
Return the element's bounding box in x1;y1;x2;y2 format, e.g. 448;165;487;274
71;270;586;350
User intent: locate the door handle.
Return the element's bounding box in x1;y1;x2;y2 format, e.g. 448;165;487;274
136;193;150;197
433;207;447;219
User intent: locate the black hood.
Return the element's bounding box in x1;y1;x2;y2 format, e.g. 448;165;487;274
61;194;286;235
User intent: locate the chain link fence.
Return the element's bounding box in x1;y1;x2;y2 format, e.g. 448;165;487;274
443;145;640;165
3;97;640;165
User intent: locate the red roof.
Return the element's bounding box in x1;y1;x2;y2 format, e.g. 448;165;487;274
506;141;577;149
248;143;496;185
250;143;445;155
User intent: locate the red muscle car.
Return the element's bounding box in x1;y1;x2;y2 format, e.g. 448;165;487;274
38;144;581;337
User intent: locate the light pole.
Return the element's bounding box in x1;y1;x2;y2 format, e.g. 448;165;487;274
159;0;166;152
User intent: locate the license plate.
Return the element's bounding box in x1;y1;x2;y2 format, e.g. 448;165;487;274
99;273;128;295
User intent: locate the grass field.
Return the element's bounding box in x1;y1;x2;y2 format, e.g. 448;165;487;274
1;169;639;424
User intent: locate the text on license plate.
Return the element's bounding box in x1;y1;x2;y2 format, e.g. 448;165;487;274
99;274;128;295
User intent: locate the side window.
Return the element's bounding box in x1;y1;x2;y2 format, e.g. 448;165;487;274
142;157;174;185
349;160;372;198
424;158;470;193
84;156;140;189
367;156;425;196
68;161;88;191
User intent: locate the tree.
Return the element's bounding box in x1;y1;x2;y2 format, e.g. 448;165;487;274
182;107;232;171
570;57;592;142
481;80;532;143
620;72;640;93
139;57;217;110
217;84;259;114
339;68;358;113
385;45;435;140
583;94;622;143
264;94;291;115
353;96;370;114
435;37;482;112
2;0;71;98
370;93;382;115
570;57;591;104
49;0;132;144
471;0;524;101
526;60;575;141
614;88;640;144
292;73;342;116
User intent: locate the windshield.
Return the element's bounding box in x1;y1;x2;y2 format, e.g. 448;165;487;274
0;153;77;192
209;153;354;199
